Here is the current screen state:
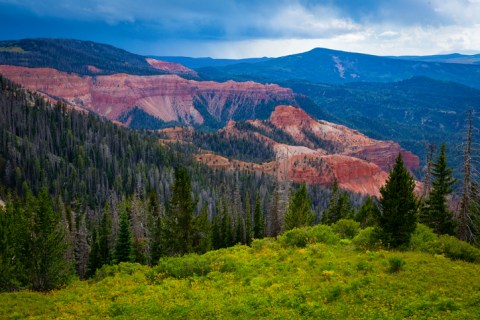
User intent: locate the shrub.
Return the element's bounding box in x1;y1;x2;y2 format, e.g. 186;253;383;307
352;227;381;250
409;224;438;253
332;219;360;239
309;224;340;245
278;225;340;248
279;228;310;247
388;256;406;273
436;235;480;263
154;254;211;279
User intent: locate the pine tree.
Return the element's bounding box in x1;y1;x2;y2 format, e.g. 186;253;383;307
86;228;102;278
253;192;265;238
268;183;283;237
0;196;21;291
355;196;378;228
193;205;211;253
98;202;112;266
377;154;418;248
324;179;354;224
284;183;315;230
164;167;195;255
23;188;71;291
147;191;163;264
115;209;133;263
244;191;252;245
420;143;456;235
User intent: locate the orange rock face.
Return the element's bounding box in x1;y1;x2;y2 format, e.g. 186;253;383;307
0;65;294;125
269;105;419;172
146;58;199;78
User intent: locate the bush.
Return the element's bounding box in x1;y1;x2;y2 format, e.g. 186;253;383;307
352;227;381;250
332;219;360;239
409;224;438;253
279;228;310;247
278;225;340;248
309;225;340;245
154;254;211;279
388;256;406;273
436;235;480;263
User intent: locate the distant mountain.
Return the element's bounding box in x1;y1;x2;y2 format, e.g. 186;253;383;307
0;38;196;77
283;76;480;169
392;53;480;65
197;47;480;89
151;56;271;69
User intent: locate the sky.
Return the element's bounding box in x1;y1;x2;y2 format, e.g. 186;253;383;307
1;0;480;58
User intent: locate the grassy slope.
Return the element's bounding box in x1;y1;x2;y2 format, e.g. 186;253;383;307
2;230;480;320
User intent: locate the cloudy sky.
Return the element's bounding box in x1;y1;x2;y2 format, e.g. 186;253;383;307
1;0;479;58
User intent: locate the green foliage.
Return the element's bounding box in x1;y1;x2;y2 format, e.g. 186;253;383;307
115;210;134;263
0;197;21;291
352;227;382;251
284;183;315;230
409;224;480;263
332;219;360;239
163;167;195;256
2;232;480;319
355;196;378;228
377;154;418;248
324;180;354;224
253;192;265;239
388;256;406;273
436;235;480;263
278;224;340;247
420;144;456;235
153;254;212;279
192;205;212;254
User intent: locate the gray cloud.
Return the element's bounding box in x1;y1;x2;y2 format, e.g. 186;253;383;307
0;0;479;57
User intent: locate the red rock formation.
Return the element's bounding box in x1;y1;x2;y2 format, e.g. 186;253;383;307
269;105;419;171
0;65;294;125
146;58;199;78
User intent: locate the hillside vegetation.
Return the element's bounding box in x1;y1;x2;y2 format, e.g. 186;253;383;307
1;222;479;319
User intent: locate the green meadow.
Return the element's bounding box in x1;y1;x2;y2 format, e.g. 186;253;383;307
2;223;480;319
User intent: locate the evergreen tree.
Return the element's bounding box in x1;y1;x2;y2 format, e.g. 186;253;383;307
211;212;222;250
420;143;456;235
377;154;418;248
115;210;133;263
193;205;211;253
284;183;315;230
0;196;21;291
268;183;283;237
164;167;195;255
98;203;112;266
355;196;378;228
324;179;354;224
253;192;265;238
244;191;252;245
86;228;102;278
147;191;163;264
22;188;71;291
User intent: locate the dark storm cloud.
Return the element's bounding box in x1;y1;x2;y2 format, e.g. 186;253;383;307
0;0;479;57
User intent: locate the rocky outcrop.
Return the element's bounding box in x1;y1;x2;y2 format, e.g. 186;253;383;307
269;105;419;171
146;58;199;78
0;65;295;126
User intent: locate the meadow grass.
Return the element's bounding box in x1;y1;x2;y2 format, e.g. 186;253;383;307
1;227;480;319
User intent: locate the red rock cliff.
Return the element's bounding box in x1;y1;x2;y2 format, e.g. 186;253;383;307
0;65;294;125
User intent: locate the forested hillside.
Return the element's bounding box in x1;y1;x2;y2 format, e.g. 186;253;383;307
0;76;344;290
0;38;165;76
